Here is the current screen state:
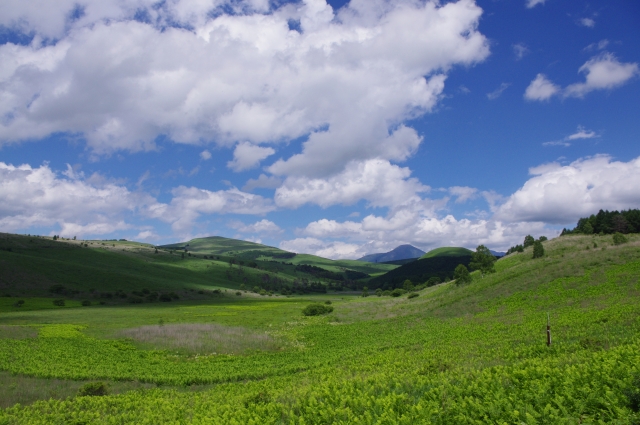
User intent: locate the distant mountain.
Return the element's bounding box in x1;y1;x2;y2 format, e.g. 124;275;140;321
419;247;473;259
490;250;506;258
358;244;425;263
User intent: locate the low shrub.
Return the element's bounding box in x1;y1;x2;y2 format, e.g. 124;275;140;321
407;293;419;299
613;232;628;245
159;293;172;302
81;300;91;306
77;382;108;397
390;288;406;297
53;299;65;306
324;300;332;305
128;296;143;304
302;303;334;316
235;291;242;296
14;299;25;307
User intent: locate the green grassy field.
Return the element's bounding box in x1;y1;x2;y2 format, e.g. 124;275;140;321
1;233;640;423
420;246;473;259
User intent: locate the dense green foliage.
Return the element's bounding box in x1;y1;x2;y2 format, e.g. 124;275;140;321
533;240;545;258
1;234;640;423
453;264;471;285
469;245;496;276
561;208;640;235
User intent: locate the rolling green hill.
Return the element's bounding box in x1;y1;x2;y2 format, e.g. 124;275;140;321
2;233;640;423
0;233;395;302
419;246;473;259
160;236;288;257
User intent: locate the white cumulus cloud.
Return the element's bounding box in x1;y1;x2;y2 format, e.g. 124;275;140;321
274;158;429;209
524;74;561;101
229;219;282;234
227;142;276;172
0;162;152;237
495;155;640;224
0;0;490;183
564;53;639;98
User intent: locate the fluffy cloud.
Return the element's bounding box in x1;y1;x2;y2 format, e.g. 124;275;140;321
449;186;478;203
293;206;548;258
229;219;282;234
280;237;366;260
0;0;489;180
0;162;151;236
524;74;560;101
527;54;639;101
242;174;283;192
564;53;639;98
274;158;429;208
0;161;275;238
227;142;276;172
148;186;274;233
495;155;640;224
200;150;212;160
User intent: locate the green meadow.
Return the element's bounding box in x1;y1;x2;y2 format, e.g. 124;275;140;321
0;233;639;423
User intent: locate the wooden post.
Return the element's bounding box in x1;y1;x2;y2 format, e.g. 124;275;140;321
546;312;551;346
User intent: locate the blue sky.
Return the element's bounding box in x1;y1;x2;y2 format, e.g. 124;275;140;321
1;0;639;259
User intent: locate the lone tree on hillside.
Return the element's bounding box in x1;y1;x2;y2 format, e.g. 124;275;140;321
453;264;471;285
523;235;535;248
532;240;545;258
470;245;496;278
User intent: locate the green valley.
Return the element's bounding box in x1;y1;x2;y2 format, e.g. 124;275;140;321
0;232;639;423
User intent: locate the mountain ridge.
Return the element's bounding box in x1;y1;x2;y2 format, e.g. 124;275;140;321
357;244;425;263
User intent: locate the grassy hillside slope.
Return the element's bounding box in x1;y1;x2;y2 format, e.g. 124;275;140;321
1;233;640;423
0;233;394;302
419;246;473;259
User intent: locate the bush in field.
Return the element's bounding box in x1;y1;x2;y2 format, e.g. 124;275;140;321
235;291;242;296
128;296;143;304
613;232;628;245
302;303;334;316
390;288;406;297
77;382;108;397
81;300;91;306
407;293;419;299
14;299;25;307
53;299;65;306
324;300;332;305
381;290;391;296
159;293;172;302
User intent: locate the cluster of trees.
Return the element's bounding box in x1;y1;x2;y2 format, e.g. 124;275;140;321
453;245;498;285
506;235;547;255
367;255;472;290
561;209;640;235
